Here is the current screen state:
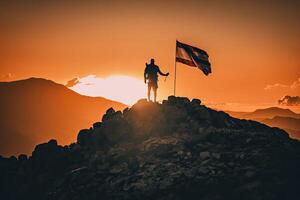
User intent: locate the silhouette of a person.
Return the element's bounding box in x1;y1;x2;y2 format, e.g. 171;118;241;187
144;58;169;102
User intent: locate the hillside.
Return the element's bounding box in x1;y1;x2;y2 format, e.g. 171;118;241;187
1;96;299;200
227;107;300;120
262;116;300;131
226;107;300;140
0;78;126;156
262;116;300;139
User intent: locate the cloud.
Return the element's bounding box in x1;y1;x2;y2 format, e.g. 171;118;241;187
264;77;300;90
278;95;300;106
0;73;15;81
291;78;300;89
65;77;80;87
264;83;288;90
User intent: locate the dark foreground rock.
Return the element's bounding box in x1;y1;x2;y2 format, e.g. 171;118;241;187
1;96;300;200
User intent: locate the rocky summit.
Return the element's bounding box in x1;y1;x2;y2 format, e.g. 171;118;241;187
1;96;300;200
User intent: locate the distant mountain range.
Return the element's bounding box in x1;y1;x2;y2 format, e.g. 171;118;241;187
0;78;126;156
226;107;300;140
262;116;300;139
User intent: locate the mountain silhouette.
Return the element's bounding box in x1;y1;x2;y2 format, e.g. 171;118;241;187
262;116;300;139
1;96;299;200
0;78;126;156
227;107;300;120
226;107;300;140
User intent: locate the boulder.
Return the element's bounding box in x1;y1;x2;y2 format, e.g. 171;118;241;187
102;107;115;121
191;98;201;105
18;154;28;162
93;122;102;129
199;151;211;160
32;139;58;157
167;95;177;104
77;129;92;146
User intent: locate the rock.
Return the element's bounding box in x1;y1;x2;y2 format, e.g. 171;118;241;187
93;122;102;129
32;139;58;157
212;153;221;159
106;107;115;115
77;129;92;146
168;95;177;104
18;154;28;162
159;178;174;189
246;138;252;143
199;151;211;160
194;106;211;121
109;165;125;174
236;181;261;192
198;166;210;174
143;137;180;151
102;107;115;121
162;100;168;105
245;170;256;178
8;155;18;163
239;153;245;159
131;179;147;190
177;96;190;105
136;98;148;104
69;166;88;174
123;107;129;115
114;110;123;120
191;98;201;105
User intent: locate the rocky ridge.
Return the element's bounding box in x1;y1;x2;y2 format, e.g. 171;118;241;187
1;96;300;200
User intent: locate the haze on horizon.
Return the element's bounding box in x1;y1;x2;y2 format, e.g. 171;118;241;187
0;0;299;111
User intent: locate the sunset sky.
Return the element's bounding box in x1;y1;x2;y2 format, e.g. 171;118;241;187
0;0;299;111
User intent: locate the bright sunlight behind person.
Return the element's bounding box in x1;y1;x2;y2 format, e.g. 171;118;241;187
69;75;146;105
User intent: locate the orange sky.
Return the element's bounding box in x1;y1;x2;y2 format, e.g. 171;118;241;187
0;0;299;111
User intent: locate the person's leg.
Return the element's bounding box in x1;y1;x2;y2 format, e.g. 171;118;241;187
153;82;158;102
147;84;151;101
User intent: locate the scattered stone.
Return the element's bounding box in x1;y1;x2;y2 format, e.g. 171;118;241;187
246;138;252;143
198;166;210;174
212;153;221;159
245;170;256;178
200;151;211;160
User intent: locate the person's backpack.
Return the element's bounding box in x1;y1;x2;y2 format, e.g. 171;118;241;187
145;63;157;81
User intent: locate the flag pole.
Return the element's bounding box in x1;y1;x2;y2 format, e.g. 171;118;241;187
174;40;177;96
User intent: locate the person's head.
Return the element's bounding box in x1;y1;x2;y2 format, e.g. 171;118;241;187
150;58;155;64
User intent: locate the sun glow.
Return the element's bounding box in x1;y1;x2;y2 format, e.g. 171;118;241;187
69;75;146;105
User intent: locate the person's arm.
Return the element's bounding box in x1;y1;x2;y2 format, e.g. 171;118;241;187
157;66;169;76
144;64;148;83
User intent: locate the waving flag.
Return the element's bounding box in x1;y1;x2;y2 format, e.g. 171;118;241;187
176;41;211;75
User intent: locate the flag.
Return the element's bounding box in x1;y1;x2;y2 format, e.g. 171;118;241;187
176;40;211;75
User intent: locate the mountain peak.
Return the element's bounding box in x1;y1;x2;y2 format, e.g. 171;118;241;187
1;77;58;85
0;77;69;95
253;107;295;114
241;106;300;120
0;78;126;156
1;96;300;199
